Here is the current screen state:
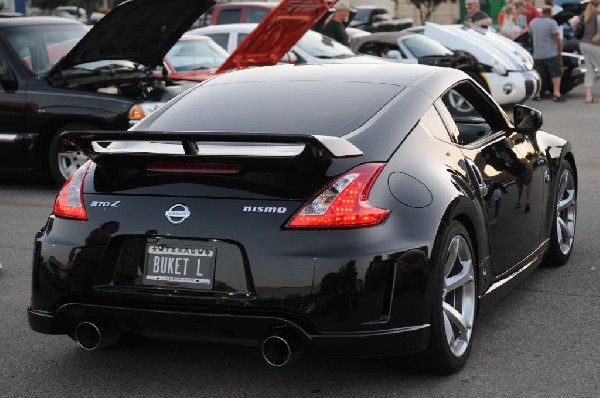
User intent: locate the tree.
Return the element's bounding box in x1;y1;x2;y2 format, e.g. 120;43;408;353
391;0;458;24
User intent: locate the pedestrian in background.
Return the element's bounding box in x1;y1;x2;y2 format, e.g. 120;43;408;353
464;0;493;27
322;1;354;45
529;6;565;102
571;0;600;103
501;2;528;39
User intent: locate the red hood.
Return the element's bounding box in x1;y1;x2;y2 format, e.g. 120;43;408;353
216;0;338;74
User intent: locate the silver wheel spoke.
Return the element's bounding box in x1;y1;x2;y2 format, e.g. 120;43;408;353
444;239;460;278
557;217;573;242
557;189;575;212
445;264;474;294
443;301;470;339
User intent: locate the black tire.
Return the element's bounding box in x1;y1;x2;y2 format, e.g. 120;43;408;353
543;160;577;267
400;221;477;374
49;123;96;186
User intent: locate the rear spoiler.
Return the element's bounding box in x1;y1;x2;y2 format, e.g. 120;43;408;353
60;130;363;166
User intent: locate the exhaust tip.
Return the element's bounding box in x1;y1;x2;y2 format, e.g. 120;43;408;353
262;335;292;367
75;321;101;351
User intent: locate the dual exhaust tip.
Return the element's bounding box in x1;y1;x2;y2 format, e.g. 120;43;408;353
75;321;119;351
261;331;305;367
75;321;305;367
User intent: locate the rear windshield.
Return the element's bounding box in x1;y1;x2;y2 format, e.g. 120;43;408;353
142;80;402;137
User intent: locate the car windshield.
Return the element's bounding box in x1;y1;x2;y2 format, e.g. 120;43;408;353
165;37;229;72
4;23;89;75
403;35;453;58
296;30;356;59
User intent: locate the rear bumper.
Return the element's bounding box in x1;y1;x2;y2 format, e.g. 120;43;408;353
28;303;430;357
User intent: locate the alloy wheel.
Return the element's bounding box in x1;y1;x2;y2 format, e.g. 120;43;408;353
57;142;88;181
556;168;576;255
442;235;476;357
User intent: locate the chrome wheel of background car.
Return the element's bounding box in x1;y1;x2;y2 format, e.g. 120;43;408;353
447;89;475;113
49;123;95;186
543;160;577;267
57;145;88;181
555;167;576;255
442;234;476;358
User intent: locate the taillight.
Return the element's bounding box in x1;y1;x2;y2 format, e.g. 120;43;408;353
54;161;90;221
286;163;390;229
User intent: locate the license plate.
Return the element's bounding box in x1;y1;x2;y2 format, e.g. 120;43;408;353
144;243;216;289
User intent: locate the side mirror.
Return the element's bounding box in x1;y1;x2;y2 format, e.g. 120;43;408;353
513;104;543;132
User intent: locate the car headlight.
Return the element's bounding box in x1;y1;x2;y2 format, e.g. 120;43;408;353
129;102;163;126
491;59;508;76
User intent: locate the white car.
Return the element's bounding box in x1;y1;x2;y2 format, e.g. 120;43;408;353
408;23;541;105
189;23;388;65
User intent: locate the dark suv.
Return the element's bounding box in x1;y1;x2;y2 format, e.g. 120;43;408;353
0;0;212;184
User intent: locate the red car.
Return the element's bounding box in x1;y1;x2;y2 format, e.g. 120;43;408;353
166;0;337;82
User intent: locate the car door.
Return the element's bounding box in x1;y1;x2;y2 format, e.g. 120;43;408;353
435;81;546;276
0;38;28;170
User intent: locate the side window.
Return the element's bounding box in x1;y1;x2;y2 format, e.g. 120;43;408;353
237;33;249;47
421;105;455;143
207;33;229;51
245;8;270;23
216;9;242;24
438;81;508;146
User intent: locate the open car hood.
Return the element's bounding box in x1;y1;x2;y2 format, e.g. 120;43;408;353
217;0;337;73
48;0;214;78
423;23;533;71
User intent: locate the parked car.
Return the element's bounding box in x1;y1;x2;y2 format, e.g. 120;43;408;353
162;34;230;81
351;31;487;88
191;23;388;69
28;63;577;374
0;0;211;184
349;5;413;33
407;23;542;105
201;1;278;26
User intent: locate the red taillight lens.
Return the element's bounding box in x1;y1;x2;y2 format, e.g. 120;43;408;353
54;161;90;221
286;163;390;229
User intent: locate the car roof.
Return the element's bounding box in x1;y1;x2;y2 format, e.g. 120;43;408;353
0;16;84;27
191;23;259;34
180;34;212;41
205;63;465;96
351;31;417;47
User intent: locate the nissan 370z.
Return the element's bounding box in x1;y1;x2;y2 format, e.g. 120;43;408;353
28;63;577;374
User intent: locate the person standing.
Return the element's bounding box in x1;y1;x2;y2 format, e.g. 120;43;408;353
571;0;600;103
464;0;493;27
529;6;565;102
322;1;354;46
501;4;528;39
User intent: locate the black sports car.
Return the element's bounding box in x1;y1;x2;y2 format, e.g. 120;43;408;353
29;63;577;374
